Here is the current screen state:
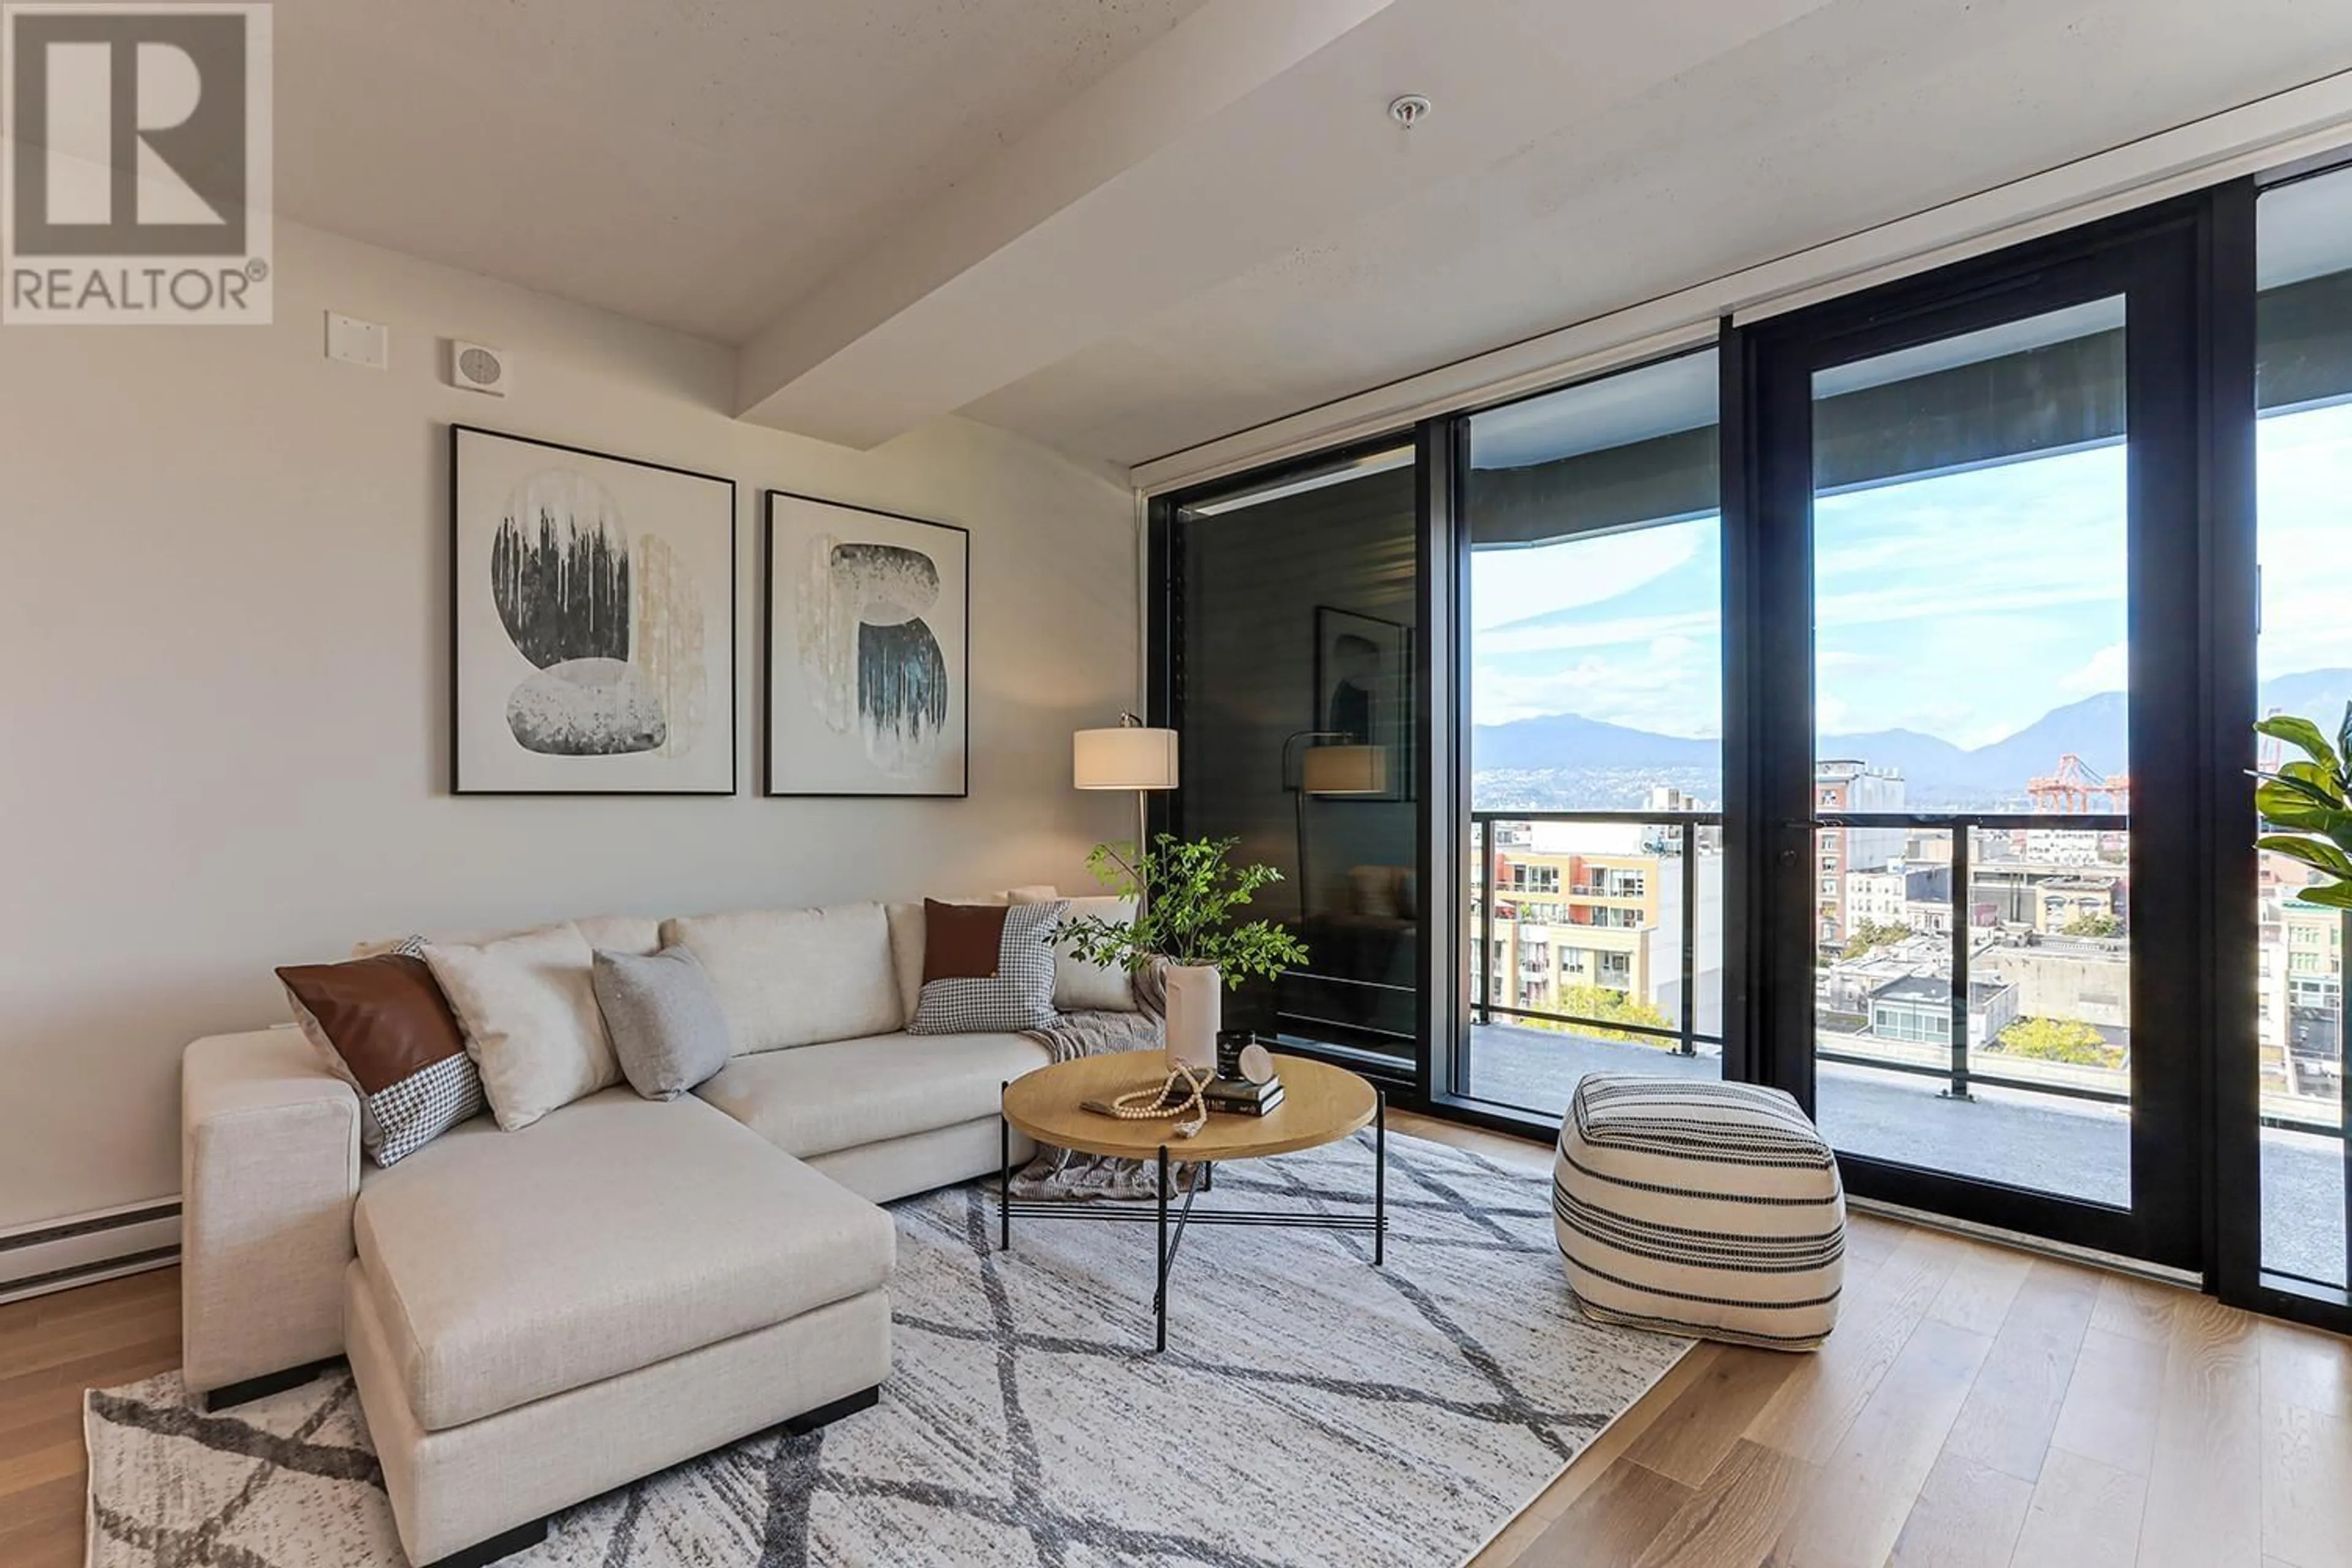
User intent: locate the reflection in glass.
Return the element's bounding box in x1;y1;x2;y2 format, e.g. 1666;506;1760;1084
1175;449;1421;1072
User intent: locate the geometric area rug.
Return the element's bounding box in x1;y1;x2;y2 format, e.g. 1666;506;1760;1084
87;1131;1691;1567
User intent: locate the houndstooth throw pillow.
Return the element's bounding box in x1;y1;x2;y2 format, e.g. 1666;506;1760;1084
279;936;488;1166
909;899;1067;1033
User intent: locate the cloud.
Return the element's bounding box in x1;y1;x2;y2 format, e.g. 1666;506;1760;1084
1479;606;1721;657
2060;641;2128;696
1817;578;2120;630
1464;404;2352;746
1474;639;1721;733
2257;407;2352;680
1471;523;1707;631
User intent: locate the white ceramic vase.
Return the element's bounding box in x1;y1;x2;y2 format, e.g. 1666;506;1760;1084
1163;962;1222;1076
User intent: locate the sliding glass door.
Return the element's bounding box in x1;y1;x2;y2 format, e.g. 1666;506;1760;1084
1459;350;1724;1117
2255;167;2352;1293
1736;206;2220;1265
1153;172;2351;1327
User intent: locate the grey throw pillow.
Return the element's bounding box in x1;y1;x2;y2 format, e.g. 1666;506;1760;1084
590;945;732;1101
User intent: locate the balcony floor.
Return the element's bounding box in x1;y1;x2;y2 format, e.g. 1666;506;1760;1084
1465;1020;2346;1287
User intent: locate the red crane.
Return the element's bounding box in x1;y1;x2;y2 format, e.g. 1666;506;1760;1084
2027;753;2130;813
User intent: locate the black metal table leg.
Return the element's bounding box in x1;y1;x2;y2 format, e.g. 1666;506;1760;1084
1000;1091;1382;1353
1154;1145;1170;1353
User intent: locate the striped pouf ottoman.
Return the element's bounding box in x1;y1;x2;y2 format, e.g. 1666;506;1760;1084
1553;1074;1844;1351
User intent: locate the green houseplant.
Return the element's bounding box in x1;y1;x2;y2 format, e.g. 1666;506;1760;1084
2254;704;2352;910
1061;834;1309;1072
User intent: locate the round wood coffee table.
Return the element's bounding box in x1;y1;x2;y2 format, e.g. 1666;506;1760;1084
997;1049;1385;1352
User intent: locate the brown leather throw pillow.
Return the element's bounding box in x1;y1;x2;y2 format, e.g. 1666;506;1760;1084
921;899;1009;982
277;946;485;1166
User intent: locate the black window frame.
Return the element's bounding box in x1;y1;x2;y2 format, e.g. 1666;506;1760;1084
1144;176;2350;1336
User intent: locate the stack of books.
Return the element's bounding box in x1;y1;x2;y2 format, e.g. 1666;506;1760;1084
1202;1072;1285;1116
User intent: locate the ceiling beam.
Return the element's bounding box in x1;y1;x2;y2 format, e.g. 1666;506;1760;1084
736;0;1833;449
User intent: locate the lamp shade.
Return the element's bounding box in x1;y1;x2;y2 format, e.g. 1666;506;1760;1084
1074;726;1178;790
1302;744;1387;795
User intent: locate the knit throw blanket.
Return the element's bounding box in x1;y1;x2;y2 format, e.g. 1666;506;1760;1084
1014;963;1202;1199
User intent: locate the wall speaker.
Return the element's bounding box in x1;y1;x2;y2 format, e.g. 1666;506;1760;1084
450;340;511;396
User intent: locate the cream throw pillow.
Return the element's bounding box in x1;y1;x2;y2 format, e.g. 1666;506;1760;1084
353;913;660;961
1014;891;1138;1013
423;921;620;1130
661;902;902;1053
1348;864;1404;919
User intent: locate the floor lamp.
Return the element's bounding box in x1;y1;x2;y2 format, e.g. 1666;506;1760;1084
1281;731;1389;924
1073;714;1179;908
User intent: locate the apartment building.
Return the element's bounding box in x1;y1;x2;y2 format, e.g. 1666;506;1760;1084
1814;761;1907;948
1482;836;1660;1019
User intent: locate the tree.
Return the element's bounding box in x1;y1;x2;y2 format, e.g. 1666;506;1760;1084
1553;984;1673;1045
2060;911;2122;938
1842;919;1912;959
1994;1016;2122;1069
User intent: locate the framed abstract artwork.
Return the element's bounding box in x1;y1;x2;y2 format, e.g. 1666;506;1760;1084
1314;605;1411;802
450;425;737;795
764;491;969;797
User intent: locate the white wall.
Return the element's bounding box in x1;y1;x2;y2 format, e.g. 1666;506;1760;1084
0;222;1138;1232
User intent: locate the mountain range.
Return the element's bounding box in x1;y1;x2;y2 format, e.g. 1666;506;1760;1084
1472;669;2352;806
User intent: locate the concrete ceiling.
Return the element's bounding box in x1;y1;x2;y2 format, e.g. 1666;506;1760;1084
273;0;2352;469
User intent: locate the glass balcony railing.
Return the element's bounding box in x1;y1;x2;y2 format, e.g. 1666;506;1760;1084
1472;808;2341;1145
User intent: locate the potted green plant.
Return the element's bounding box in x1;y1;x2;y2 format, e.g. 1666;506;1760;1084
2255;707;2352;1106
2254;704;2352;910
1061;834;1310;1074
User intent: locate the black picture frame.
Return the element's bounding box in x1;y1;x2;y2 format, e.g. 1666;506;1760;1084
1313;605;1411;802
763;489;971;799
449;424;739;796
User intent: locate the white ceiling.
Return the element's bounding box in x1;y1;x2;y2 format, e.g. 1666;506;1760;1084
271;0;2352;470
970;0;2352;466
273;0;1208;342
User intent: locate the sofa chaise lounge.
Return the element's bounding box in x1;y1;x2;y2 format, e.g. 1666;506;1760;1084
179;892;1062;1567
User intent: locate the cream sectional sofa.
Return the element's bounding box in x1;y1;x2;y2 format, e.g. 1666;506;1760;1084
179;894;1059;1568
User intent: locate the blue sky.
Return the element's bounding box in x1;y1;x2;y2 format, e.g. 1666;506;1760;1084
1471;400;2352;744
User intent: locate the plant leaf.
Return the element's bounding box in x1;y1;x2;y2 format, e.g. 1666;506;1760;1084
2293;880;2352;910
2255;780;2352;841
2256;834;2352;880
2255;768;2346;813
2256;715;2343;775
2340;699;2352;774
1072;835;1308;976
2280;760;2348;805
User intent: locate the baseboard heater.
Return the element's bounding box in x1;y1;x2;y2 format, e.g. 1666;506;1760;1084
0;1198;181;1305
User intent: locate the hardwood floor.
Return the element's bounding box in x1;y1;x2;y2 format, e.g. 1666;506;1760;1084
2;1115;2344;1567
1391;1112;2352;1568
0;1265;179;1568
